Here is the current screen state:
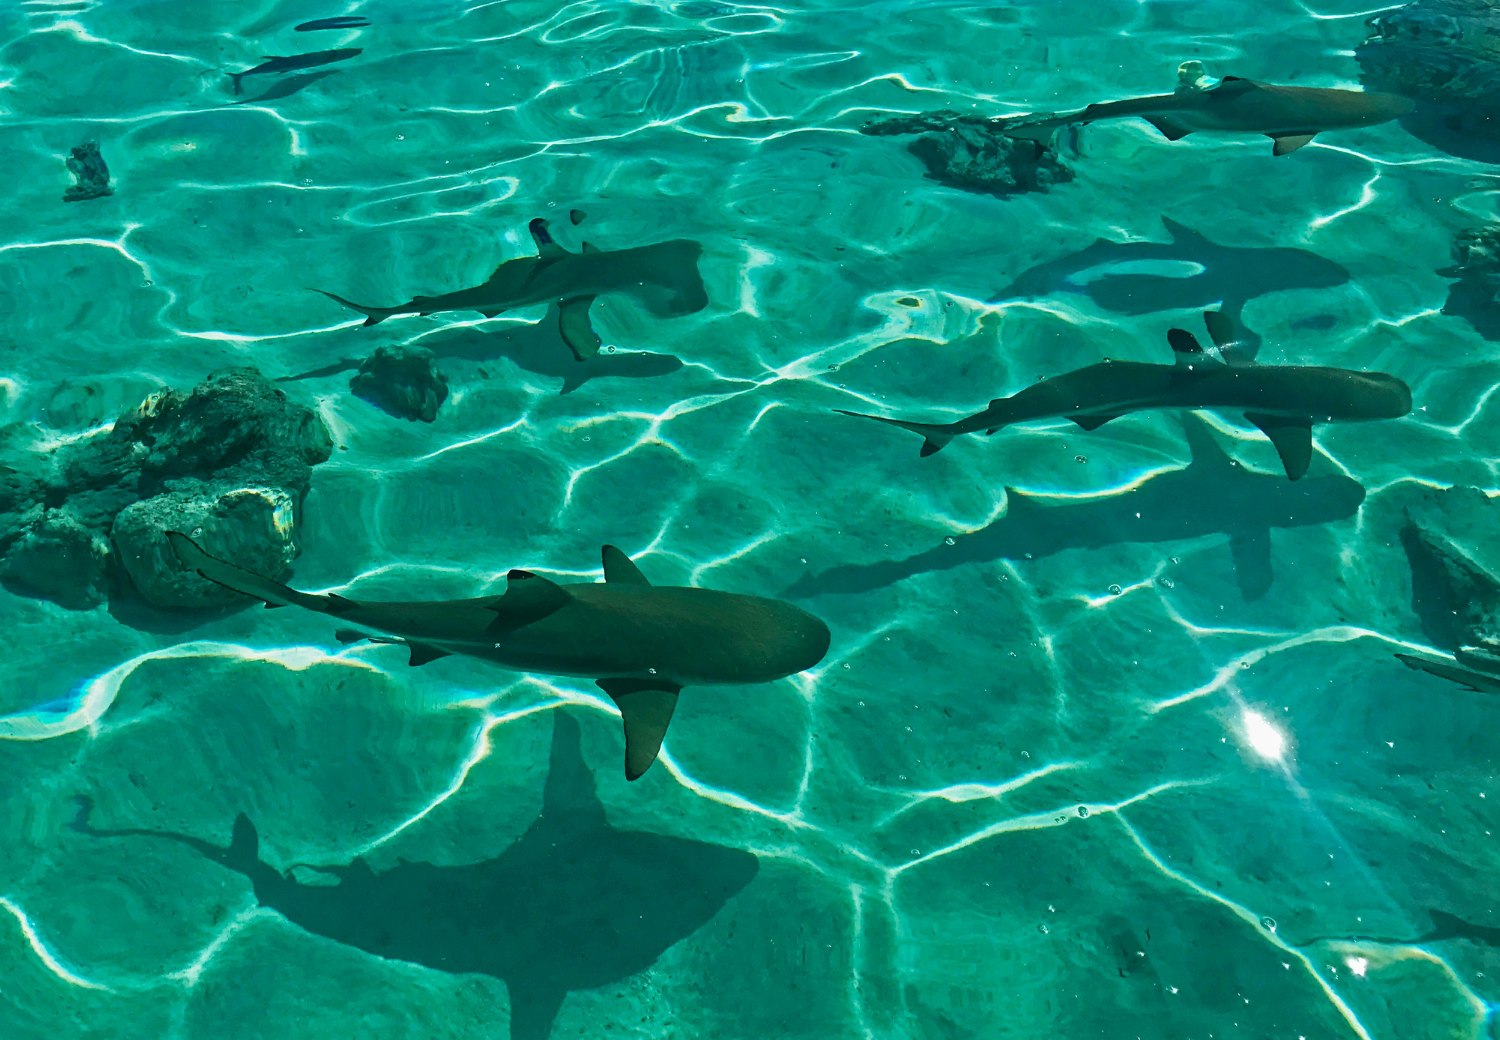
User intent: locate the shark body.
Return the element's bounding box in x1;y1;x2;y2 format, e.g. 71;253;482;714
315;218;708;361
837;312;1412;480
166;533;830;780
995;75;1413;155
229;48;362;94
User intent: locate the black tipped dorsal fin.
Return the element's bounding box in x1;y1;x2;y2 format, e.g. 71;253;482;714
597;678;681;780
601;545;651;585
1166;327;1219;368
486;569;571;632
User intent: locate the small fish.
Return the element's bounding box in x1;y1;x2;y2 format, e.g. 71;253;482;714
228;48;362;95
294;16;371;32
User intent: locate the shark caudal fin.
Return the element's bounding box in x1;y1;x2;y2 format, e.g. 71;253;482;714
310;288;396;327
835;409;956;457
164;532;353;614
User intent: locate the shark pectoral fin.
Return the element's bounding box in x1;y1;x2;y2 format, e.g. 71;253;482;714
1270;133;1316;156
333;628;369;644
601;545;651;585
1395;653;1495;693
407;642;450;666
1145;116;1193;141
1244;412;1313;480
528;217;569;262
1070;413;1122;431
597;678;682;780
486;569;572;632
1229;528;1273;601
557;296;602;360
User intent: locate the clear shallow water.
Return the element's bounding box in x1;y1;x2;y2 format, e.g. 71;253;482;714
1;0;1498;1038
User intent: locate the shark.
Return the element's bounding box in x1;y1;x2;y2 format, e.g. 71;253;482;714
987;217;1352;359
835;311;1412;480
165;533;830;781
72;712;760;1040
993;73;1413;155
314;217;709;362
1395;647;1500;694
784;415;1366;601
228;48;362;94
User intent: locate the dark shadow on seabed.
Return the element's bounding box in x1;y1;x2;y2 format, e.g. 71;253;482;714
280;315;706;396
74;713;760;1040
988;218;1350;358
784;417;1365;601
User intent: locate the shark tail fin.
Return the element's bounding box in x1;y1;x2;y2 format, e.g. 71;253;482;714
164;532;353;614
311;288;393;327
836;409;956;457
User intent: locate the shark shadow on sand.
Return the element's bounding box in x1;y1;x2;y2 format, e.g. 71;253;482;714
314;218;708;363
988;217;1351;359
279;316;691;397
785;416;1365;601
73;713;760;1040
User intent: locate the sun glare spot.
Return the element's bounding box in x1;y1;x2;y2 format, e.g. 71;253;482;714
1242;709;1288;762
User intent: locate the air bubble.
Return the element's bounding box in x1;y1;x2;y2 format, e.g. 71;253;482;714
1159;577;1175;589
1074;454;1087;463
943;536;955;546
1038;923;1050;935
648;667;658;675
1261;917;1277;933
606;345;616;353
1108;584;1122;595
1077;805;1089;818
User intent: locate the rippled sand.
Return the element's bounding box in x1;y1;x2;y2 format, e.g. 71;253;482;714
1;0;1496;1037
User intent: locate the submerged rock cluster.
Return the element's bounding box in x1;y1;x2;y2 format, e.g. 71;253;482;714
350;344;450;423
0;368;332;610
860;110;1074;198
1439;223;1500;337
1357;0;1500;162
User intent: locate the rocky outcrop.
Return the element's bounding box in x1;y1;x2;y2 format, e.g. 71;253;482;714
0;368;332;611
350;344;450;422
861;110;1074;198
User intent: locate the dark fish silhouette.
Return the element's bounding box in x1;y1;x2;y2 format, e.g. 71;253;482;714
837;311;1411;480
314;218;709;362
229;48;362;94
295;16;370;32
989;217;1351;359
786;415;1365;601
995;75;1413;155
73;713;760;1040
166;534;830;781
1395;649;1500;693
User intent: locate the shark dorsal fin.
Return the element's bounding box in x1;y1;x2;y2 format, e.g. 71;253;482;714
601;545;651;585
1201;309;1254;366
1214;76;1256;95
487;569;571;632
1159;217;1207;245
528;217;569;263
598;678;681;781
1166;327;1221;367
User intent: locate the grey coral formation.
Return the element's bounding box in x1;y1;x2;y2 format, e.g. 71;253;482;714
1357;0;1500;162
0;368;332;611
1440;223;1500;338
350;344;450;423
861;110;1073;198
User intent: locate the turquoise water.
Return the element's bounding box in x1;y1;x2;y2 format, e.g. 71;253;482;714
2;0;1498;1037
